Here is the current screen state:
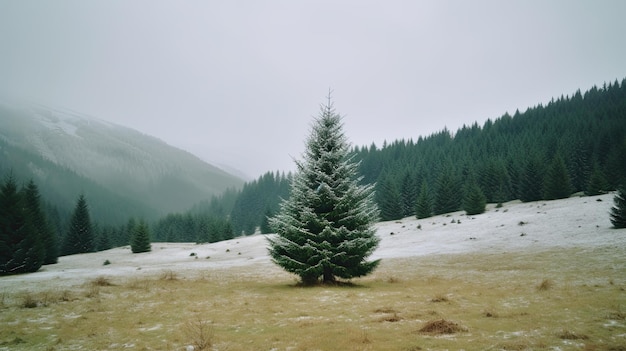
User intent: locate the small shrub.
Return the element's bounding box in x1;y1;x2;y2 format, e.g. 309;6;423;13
183;317;214;351
379;312;402;322
20;292;39;308
418;319;467;334
189;252;197;257
85;285;100;298
91;276;113;286
483;309;499;318
160;270;178;281
103;259;111;265
386;276;402;284
431;294;449;303
557;330;589;340
537;279;553;291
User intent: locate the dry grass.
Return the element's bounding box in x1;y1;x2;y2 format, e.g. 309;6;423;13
1;246;625;350
537;278;554;291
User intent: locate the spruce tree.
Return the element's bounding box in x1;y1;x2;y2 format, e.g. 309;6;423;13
63;194;95;255
433;166;462;215
585;166;609;196
268;97;380;285
0;175;44;274
376;173;403;221
519;154;545;202
23;180;57;264
543;154;572;200
463;182;487;215
610;185;626;228
415;181;433;219
130;220;152;253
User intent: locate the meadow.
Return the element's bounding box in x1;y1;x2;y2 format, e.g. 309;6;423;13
1;246;625;351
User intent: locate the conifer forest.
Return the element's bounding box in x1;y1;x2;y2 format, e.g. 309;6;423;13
1;78;625;274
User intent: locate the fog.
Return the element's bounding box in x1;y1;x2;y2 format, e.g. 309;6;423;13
1;1;625;178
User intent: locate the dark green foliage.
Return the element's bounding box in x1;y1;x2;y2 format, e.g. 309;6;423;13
22;180;57;265
229;171;291;235
479;159;511;204
586;166;609;196
543;154;572;200
345;79;626;211
130;220;152;253
376;172;403;221
400;171;418;217
260;207;273;234
433;167;462;215
610;185;626;228
519;154;545;202
268;98;380;285
415;181;433;219
463;182;487;215
63;194;95;255
0;175;45;275
96;226;113;251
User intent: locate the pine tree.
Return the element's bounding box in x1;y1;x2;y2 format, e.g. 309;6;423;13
23;180;57;264
268;97;380;285
376;173;403;221
543;154;572;200
585;166;609;196
131;220;152;253
63;194;95;255
433;166;462;215
519;154;545;202
0;175;44;274
610;185;626;228
400;171;418;217
415;181;433;219
463;181;487;215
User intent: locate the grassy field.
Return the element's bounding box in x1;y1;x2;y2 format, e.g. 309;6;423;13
1;245;625;351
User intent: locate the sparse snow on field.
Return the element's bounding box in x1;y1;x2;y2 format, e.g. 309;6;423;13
1;193;624;292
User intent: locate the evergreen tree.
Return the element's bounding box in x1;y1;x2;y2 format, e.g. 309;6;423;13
0;175;44;274
463;181;487;215
96;226;112;251
519;154;545;202
268;97;380;285
376;173;403;221
22;180;53;264
415;181;433;219
433;166;462;215
543;154;572;200
610;185;626;228
585;166;609;196
260;207;273;234
400;171;418;217
131;220;152;253
63;194;95;255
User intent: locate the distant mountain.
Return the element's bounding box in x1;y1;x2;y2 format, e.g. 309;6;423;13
0;99;244;223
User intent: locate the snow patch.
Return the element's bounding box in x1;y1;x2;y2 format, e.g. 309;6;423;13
1;194;625;293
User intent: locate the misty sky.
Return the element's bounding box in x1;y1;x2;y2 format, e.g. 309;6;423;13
1;1;625;179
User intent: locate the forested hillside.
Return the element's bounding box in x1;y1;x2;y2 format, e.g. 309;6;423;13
358;79;626;220
222;78;626;228
0;100;244;223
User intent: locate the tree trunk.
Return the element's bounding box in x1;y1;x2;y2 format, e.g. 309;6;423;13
322;267;335;284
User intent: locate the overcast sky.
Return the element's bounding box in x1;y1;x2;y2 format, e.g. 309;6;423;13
1;1;625;179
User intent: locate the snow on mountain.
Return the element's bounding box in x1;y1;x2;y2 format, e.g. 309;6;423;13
2;193;623;291
0;100;244;215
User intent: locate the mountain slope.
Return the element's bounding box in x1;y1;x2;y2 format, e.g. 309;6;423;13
0;99;244;222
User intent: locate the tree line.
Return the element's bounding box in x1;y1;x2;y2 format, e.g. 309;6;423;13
3;78;625;275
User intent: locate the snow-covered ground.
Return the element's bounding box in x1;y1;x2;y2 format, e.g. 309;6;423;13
1;193;624;292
